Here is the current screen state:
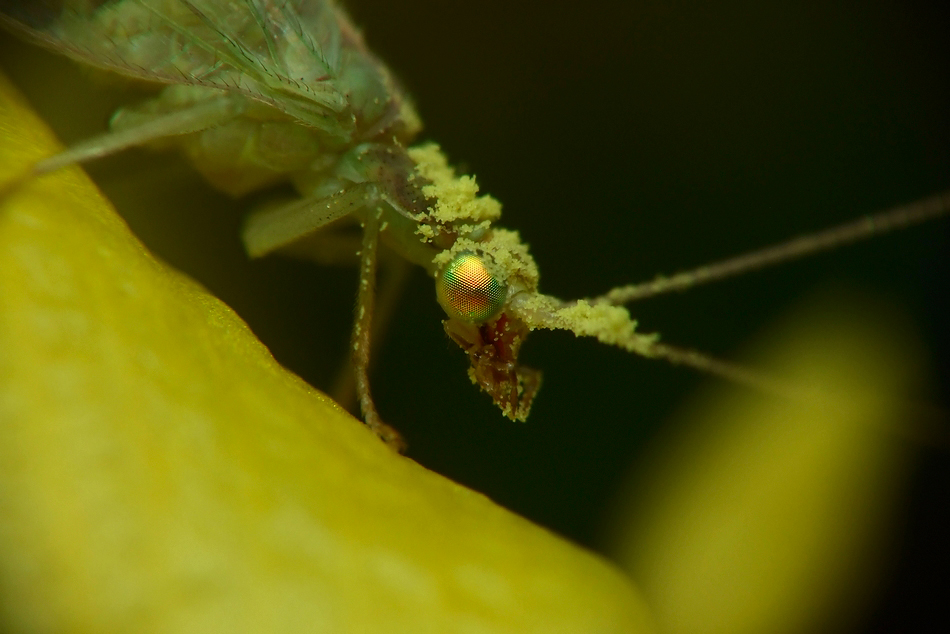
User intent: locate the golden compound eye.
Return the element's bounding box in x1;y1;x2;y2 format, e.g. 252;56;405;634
435;252;507;323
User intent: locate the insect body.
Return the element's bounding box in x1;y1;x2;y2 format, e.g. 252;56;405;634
0;0;554;448
2;1;948;451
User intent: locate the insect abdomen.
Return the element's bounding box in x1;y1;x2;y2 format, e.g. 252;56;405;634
181;117;329;197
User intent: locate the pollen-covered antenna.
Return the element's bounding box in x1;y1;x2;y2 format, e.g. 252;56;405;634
594;191;950;305
503;191;950;404
507;291;803;399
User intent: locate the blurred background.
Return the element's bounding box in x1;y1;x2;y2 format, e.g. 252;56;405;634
1;1;947;631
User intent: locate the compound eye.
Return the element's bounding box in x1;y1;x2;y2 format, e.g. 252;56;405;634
436;252;507;323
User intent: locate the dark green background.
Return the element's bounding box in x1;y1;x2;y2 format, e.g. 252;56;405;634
2;1;947;630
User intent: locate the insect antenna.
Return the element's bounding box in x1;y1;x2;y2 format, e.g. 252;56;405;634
508;191;950;402
508;290;802;400
595;190;950;305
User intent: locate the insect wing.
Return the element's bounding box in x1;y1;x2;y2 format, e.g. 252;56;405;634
0;1;352;135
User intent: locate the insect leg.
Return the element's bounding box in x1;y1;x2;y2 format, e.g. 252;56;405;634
30;95;246;178
269;223;363;266
352;212;405;451
242;183;380;258
265;219;412;414
331;255;410;412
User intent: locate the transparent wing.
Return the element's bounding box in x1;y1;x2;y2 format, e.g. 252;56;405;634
0;0;354;136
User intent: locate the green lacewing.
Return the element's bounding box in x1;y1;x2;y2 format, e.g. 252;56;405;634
1;1;947;452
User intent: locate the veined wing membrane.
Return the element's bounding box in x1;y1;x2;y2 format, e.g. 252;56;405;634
0;0;350;135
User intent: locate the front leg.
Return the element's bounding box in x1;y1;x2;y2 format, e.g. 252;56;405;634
242;183;380;258
244;186;406;450
352;213;406;451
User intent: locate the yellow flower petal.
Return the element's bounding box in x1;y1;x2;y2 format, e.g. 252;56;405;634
0;71;653;634
609;295;926;634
